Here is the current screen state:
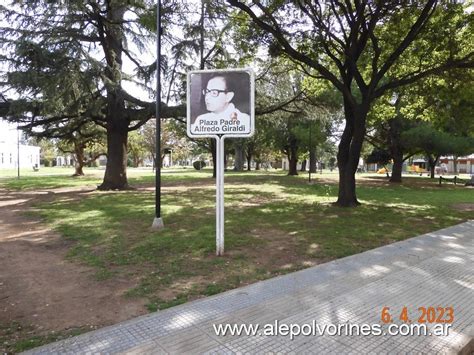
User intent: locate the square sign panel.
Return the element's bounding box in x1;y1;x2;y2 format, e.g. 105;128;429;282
187;69;255;138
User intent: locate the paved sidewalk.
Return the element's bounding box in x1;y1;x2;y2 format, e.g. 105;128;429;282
26;221;473;354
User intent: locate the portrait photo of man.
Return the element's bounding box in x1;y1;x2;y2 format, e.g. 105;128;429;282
187;70;253;137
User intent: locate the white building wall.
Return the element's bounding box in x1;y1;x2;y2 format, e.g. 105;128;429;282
447;161;454;173
0;143;40;169
56;155;73;166
440;155;474;174
281;156;304;171
0;119;40;169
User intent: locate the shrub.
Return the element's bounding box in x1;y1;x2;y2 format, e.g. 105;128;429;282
193;161;206;170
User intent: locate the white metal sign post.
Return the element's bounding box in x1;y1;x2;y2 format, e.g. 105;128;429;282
216;136;225;255
187;68;255;256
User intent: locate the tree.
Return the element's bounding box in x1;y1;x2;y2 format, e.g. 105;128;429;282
366;92;420;182
141;118;193;168
368;64;474;182
31;138;56;167
169;0;254;177
245;114;278;171
127;131;147;167
1;0;184;190
259;64;340;176
402;124;474;178
417;69;474;174
18;105;107;176
56;126;107;176
365;149;391;178
227;0;474;206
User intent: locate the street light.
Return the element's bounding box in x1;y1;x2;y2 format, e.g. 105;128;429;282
309;121;312;183
308;117;318;183
152;0;164;230
17;121;20;179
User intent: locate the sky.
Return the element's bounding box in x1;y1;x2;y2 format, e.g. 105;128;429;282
0;119;20;145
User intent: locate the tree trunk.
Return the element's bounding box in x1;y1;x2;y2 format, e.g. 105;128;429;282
300;159;307;172
337;158;359;206
97;5;129;190
428;155;440;179
336;102;367;207
73;143;85;176
74;164;84;176
453;156;458;175
233;141;245;171
255;161;261;170
98;126;129;190
246;143;254;171
390;150;403;183
309;148;317;173
210;139;216;178
288;154;298;175
388;117;403;183
288;138;298;176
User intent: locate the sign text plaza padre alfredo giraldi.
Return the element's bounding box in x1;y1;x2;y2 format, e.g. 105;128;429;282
187;68;255;256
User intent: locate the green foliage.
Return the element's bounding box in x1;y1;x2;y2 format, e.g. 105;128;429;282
401;124;474;157
366;149;391;166
367;65;474;173
255;60;340;164
127;131;147;167
29;138;57;167
55;124;107;171
193;160;206;170
228;0;474;203
0;0;184;188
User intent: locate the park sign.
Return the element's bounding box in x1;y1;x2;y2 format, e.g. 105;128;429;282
187;68;255;256
187;68;254;138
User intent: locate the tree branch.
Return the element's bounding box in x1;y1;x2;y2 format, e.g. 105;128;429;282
374;54;474;97
374;0;437;86
226;0;348;97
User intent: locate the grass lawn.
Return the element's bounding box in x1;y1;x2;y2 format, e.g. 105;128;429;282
0;166;199;190
2;169;472;314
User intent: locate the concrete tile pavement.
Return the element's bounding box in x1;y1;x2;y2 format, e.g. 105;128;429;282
25;220;473;354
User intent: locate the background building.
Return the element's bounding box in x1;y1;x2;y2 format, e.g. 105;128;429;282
439;155;474;174
0;119;40;170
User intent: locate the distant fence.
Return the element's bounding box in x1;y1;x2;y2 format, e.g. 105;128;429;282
439;176;473;186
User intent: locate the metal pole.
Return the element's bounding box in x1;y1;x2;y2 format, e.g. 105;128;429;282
308;122;311;183
152;0;164;229
220;137;225;255
17;122;20;179
216;136;225;256
216;137;221;255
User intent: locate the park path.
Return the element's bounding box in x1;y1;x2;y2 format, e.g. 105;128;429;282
0;187;147;350
25;220;473;354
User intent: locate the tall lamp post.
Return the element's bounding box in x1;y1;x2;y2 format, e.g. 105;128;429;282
17;122;20;179
308;122;312;183
152;0;164;229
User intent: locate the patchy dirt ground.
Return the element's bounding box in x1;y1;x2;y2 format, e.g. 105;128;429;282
1;173;471;352
0;187;147;352
451;203;474;212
